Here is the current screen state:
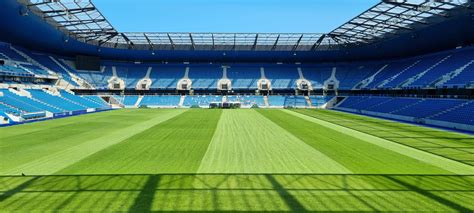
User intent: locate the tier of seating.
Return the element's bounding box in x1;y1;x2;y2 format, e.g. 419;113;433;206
337;96;474;126
311;96;333;107
116;95;331;108
267;96;286;107
141;95;181;107
21;50;79;86
122;96;139;106
227;95;265;107
0;65;34;77
0;89;110;117
2;42;474;91
183;95;222;107
284;96;308;107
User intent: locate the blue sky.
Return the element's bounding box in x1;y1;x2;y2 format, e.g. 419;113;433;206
94;0;379;33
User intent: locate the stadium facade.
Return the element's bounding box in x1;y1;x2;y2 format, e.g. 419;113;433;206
0;0;474;131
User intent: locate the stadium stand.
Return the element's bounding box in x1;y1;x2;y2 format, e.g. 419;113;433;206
0;0;473;132
28;89;86;111
284;96;308;108
227;65;260;89
122;96;139;106
189;65;221;90
150;65;186;89
265;65;299;89
227;95;265;107
141;95;181;107
336;96;474;128
183;95;222;107
267;96;286;107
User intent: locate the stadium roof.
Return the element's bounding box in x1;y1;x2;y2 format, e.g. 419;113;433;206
19;0;474;52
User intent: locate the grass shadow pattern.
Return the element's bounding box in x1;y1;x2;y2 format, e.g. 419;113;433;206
0;174;473;212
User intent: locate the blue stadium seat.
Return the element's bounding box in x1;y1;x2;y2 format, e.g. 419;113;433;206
228;65;260;89
28;89;84;111
188;65;221;90
123;96;139;106
150;65;185;89
141;95;181;106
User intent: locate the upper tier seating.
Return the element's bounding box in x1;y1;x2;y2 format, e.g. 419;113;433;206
0;65;33;77
123;66;147;88
409;51;474;88
227;65;260;89
381;58;439;88
150;65;186;89
189;66;221;90
364;61;413;89
21;64;50;76
336;64;379;90
0;44;26;61
72;65;112;89
23;52;79;86
265;65;299;89
2;42;474;91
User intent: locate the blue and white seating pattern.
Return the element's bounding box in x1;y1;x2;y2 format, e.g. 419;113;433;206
337;96;474;126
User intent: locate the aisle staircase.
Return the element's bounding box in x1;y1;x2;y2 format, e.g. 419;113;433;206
376;60;420;88
263;96;269;107
430;60;474;87
135;95;143;107
397;55;451;88
353;64;389;89
179;95;185;107
426;100;474;120
305;96;312;107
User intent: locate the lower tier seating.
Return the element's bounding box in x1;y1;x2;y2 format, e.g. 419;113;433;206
337;96;474;126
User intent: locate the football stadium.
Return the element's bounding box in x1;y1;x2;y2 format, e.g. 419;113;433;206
1;0;474;212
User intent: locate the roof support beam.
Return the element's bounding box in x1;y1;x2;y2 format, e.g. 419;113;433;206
311;34;326;51
189;33;196;50
271;35;280;51
144;33;155;51
167;33;175;50
292;34;304;51
252;34;259;51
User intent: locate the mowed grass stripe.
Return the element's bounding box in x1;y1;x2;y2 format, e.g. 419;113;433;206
58;109;222;174
197;110;349;173
1;109;186;175
297;109;474;165
286;110;474;175
258;110;454;174
0;109;177;173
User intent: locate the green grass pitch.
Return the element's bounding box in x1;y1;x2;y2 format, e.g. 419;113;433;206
0;109;473;212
